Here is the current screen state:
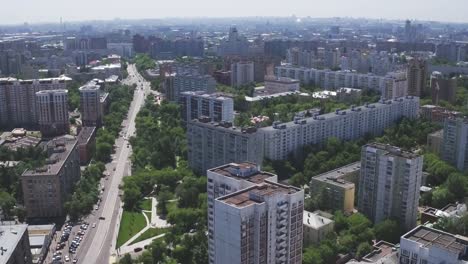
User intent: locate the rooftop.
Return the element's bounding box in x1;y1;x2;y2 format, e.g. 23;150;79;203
219;181;301;208
189;119;258;135
77;127;96;146
362;241;398;263
209;163;275;184
180;91;233;101
0;75;71;85
22;136;77;177
403;225;468;255
303;210;334;229
0;224;28;264
311;161;359;189
366;142;421;159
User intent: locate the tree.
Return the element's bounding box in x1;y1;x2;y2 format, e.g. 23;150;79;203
446;173;467;200
157;190;172;216
123;182;141;210
356;242;373;259
374;219;401;243
303;247;323;264
119;254;133;264
432;187;455;208
0;191;16;218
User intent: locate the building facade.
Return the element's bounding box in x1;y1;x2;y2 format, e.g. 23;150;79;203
207;163;304;264
166;74;216;102
21;136;80;219
179;91;234;123
358;143;423;231
441;118;468;172
263;76;300;94
260;96;420;160
35;90;69;137
430;71;457;104
302;211;334;246
0;76;71;128
407;58;427;97
310;162;359;213
79;84;102;127
187;119;264;173
231;61;255;87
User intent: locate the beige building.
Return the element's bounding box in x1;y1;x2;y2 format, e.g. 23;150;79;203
310;162;359;213
407;58;427;96
303;210;334;246
79;84;102;127
36;89;69;137
0;76;71;128
21;136;80;219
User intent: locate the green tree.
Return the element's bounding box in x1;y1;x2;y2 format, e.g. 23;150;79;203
446;173;467;200
356;242;373;259
374;219;401;243
432;187;455;208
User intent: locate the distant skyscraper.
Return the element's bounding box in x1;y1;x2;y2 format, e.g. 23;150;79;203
207;162;304;264
407;58;427;96
358;143;423;230
79;84;102;127
36;89;69;137
430;71;457;104
218;27;249;57
231;61;254;87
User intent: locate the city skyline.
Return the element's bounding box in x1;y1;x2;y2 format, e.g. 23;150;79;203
1;0;468;25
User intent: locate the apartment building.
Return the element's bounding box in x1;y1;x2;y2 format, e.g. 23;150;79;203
166;73;216;102
187;119;264;173
310;162;359;213
430;71;457;104
231;61;255;87
441;118;468;172
21;136;80;219
35;89;69;137
77;126;96;165
207;163;304;264
400;225;468;264
0;224;33;264
79;83;102;127
179;91;234;123
0;76;71;128
275;65;408;99
407;58;427;97
358;143;423;231
260;96;419;160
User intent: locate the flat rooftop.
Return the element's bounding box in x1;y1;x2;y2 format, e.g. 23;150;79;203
303;211;333;229
0;224;28;264
366;142;420;159
404;226;468;255
311;161;359;189
22;136;77;177
2;136;41;151
219;181;300;208
209;163;275;184
77;127;96;145
363;241;398;263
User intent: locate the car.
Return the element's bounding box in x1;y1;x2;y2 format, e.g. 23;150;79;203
99;216;105;220
134;247;143;253
65;255;70;262
73;258;78;263
92;223;96;228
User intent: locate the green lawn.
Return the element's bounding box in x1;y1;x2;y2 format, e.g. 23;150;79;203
129;227;169;245
140;199;152;211
116;211;147;248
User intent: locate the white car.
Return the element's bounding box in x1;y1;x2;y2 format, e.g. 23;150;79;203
65;255;70;262
92;223;96;228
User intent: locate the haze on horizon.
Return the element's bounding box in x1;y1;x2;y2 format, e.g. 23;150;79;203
0;0;467;25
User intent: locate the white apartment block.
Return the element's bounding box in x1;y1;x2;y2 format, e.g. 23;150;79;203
0;76;71;128
187;119;264;173
179;91;234;123
36;89;69;137
207;163;304;264
167;73;216;102
441;118;468;172
231;61;255;87
400;225;468;264
275;65;408;99
358;143;423;231
260;96;420;160
264;76;300;94
79;84;102;127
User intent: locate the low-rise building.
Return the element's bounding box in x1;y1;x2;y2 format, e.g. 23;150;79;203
0;224;33;264
303;210;334;246
420;105;461;124
400;225;468;264
421;203;467;224
310;162;359;213
347;241;398;264
27;224;56;264
263;76;300;94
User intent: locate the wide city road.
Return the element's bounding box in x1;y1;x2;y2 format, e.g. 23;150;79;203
79;64;152;264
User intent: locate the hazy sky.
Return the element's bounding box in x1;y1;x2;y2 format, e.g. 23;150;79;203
1;0;467;25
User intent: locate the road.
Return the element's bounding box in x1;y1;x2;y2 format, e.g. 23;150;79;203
78;64;151;264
